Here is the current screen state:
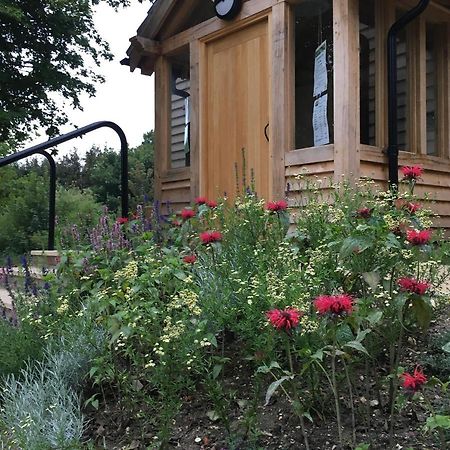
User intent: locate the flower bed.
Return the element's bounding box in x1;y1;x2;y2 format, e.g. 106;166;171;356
1;169;450;449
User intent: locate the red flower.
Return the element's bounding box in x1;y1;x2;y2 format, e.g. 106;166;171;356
266;308;302;331
116;217;128;225
183;254;197;264
200;231;222;244
314;294;353;316
401;367;427;392
266;200;288;212
206;200;218;208
406;229;432;246
181;208;195;220
398;277;429;295
356;207;372;219
405;202;421;214
172;220;182;227
195;197;207;205
401;166;423;181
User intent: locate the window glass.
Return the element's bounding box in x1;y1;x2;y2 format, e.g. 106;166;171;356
359;0;376;146
395;10;409;151
426;24;437;156
169;49;190;169
294;0;334;149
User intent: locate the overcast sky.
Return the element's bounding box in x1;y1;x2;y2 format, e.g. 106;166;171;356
26;1;155;158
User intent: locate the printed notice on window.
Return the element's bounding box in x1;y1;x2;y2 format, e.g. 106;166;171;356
313;94;330;146
313;41;328;97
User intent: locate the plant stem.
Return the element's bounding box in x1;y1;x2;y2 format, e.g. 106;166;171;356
286;340;310;450
331;329;344;448
388;318;405;449
343;358;356;447
422;391;447;450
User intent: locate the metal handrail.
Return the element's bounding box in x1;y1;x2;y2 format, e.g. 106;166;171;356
0;121;129;250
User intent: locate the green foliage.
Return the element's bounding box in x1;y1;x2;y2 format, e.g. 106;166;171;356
0;320;43;378
0;0;142;142
16;176;450;448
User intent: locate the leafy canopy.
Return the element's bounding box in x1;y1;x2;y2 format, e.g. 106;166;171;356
0;0;142;143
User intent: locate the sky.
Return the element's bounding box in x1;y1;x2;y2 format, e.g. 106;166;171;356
25;1;155;158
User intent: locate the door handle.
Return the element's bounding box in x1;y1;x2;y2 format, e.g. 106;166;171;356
264;123;269;142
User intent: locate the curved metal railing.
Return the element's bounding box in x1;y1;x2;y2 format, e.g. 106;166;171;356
0;121;129;250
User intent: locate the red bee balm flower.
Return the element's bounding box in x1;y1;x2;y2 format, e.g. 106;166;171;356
206;200;218;208
195;196;207;205
401;165;423;181
314;294;354;316
266;308;302;331
183;254;197;264
401;367;427;392
181;208;195;220
405;202;421;214
266;200;288;212
356;207;372;219
406;229;432;246
116;217;128;225
200;231;222;244
398;277;430;295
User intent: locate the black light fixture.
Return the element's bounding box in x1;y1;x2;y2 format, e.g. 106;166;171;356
214;0;243;21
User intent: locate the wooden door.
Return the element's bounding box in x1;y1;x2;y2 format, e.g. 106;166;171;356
201;19;270;201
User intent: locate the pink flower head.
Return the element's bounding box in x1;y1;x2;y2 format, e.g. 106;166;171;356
266;308;302;331
200;231;222;245
356;207;372;219
172;219;182;227
195;197;207;205
401;366;427;392
405;202;421;214
116;217;128;225
181;208;195;221
406;229;432;246
314;294;353;316
183;254;197;264
398;277;430;295
401;166;423;181
206;200;218;208
266;200;288;212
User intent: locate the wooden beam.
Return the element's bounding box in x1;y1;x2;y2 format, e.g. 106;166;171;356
270;2;293;199
189;39;200;201
162;0;276;54
137;0;178;38
129;36;162;56
333;0;360;182
154;56;171;202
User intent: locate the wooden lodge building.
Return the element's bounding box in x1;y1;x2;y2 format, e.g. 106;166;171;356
123;0;450;228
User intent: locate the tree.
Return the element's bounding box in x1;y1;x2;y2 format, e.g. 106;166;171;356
0;0;141;143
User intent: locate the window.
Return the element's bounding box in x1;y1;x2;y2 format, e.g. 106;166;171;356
426;24;438;156
169;48;190;169
294;0;334;149
359;0;376;146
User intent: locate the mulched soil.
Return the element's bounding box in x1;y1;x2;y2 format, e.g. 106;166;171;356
85;305;450;450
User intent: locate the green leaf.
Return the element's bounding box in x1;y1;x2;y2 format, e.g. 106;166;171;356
339;236;372;259
212;364;223;380
311;349;324;361
264;376;293;406
442;342;450;353
344;340;369;356
411;297;432;330
362;272;380;290
366;310;383;325
174;270;187;281
355;329;371;343
206;410;220;422
355;444;370;450
425;415;450;431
